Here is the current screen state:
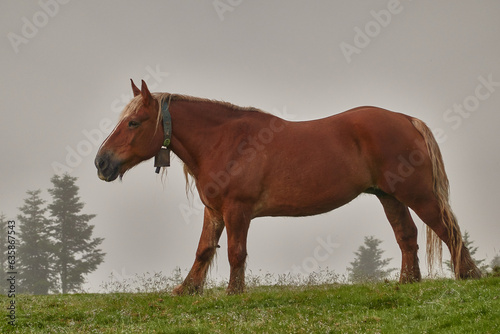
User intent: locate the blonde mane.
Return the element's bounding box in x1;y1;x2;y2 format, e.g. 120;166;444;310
120;93;261;122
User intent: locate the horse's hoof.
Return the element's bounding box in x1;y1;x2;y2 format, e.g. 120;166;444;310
172;284;185;296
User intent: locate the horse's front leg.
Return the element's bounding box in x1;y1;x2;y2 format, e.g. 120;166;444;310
172;207;224;295
224;206;251;295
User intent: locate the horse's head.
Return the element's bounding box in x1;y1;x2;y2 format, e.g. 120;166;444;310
95;80;164;182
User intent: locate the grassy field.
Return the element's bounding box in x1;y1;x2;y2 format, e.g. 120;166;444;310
2;276;499;333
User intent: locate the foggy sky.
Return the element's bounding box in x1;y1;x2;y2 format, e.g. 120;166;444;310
1;1;499;292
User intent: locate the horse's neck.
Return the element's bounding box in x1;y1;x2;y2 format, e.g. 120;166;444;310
169;100;241;178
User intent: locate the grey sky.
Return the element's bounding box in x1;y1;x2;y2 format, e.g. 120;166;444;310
1;1;499;291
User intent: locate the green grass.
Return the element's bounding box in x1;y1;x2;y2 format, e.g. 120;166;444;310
2;276;499;333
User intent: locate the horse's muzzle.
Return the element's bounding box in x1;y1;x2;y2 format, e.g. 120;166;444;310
95;152;120;182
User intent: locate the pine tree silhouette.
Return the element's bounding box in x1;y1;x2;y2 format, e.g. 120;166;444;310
48;174;105;293
347;236;396;283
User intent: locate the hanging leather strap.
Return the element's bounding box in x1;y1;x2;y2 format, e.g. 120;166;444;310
154;97;172;173
160;100;172;147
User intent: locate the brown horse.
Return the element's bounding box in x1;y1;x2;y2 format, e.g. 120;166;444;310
95;80;481;295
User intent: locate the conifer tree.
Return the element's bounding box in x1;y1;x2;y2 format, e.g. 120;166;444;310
48;174;105;293
16;190;57;294
347;236;396;283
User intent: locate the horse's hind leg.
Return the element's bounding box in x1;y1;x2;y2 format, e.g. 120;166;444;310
172;207;224;295
377;193;421;283
409;196;482;279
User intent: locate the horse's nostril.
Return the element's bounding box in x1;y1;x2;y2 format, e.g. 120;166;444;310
95;156;108;170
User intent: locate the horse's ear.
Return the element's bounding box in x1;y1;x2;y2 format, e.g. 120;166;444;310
140;80;152;107
131;79;140;97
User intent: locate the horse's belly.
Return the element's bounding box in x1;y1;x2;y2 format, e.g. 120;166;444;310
255;177;366;218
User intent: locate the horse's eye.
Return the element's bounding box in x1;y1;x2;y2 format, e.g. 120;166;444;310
128;121;140;128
